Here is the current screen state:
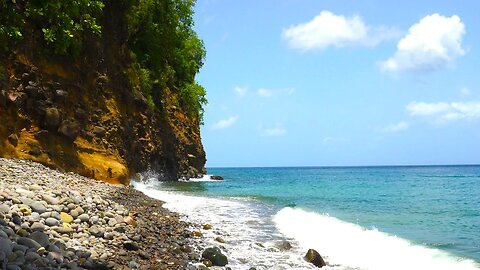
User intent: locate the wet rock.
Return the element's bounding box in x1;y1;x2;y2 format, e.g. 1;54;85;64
305;249;326;268
203;224;212;230
210;175;224;180
0;238;13;256
215;237;225;243
29;231;49;248
276;240;292;251
17;237;41;250
7;134;18;147
202;247;228;267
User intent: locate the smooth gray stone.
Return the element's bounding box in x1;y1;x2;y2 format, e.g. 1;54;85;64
17;237;41;249
31;222;45;232
45;217;58;227
0;238;12;255
29;231;50;247
29;201;47;214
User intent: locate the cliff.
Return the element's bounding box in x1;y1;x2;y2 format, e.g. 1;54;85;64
0;0;206;183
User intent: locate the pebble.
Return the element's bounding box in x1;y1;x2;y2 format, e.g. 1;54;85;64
31;222;45;232
45;217;58;227
29;201;47;214
0;158;199;270
77;213;89;222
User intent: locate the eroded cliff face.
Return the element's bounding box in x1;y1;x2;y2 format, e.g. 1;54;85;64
0;3;206;183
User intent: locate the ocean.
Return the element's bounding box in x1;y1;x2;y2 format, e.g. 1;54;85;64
133;166;480;270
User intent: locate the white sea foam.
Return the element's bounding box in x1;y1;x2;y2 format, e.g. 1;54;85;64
133;180;320;270
273;207;480;270
133;177;480;270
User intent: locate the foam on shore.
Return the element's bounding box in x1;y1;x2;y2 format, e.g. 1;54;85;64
134;177;480;270
273;207;480;270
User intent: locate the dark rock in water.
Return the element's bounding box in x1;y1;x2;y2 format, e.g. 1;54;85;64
305;249;326;268
276;240;292;251
7;134;18;147
202;247;228;266
210;175;224;181
123;241;139;251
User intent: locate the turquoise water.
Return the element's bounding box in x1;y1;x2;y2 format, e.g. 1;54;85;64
159;166;480;263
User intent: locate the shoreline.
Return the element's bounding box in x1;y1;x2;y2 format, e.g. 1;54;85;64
0;158;202;269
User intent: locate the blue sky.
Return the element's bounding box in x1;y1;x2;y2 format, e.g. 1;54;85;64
193;0;480;167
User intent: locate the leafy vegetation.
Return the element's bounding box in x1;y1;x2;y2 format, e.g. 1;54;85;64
0;0;104;55
126;0;207;123
0;0;207;123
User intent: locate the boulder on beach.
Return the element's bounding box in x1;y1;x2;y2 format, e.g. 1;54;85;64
202;246;228;266
305;249;326;268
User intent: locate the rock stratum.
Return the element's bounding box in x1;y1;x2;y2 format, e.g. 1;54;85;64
0;1;206;183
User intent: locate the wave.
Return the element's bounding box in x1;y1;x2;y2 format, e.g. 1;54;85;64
273;207;480;270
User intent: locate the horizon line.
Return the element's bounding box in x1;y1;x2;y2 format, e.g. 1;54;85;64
206;163;480;169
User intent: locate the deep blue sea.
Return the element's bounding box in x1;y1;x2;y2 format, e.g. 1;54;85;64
134;166;480;270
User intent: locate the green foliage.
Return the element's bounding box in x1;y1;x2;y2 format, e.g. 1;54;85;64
126;0;207;123
0;0;104;55
0;0;207;122
179;82;207;124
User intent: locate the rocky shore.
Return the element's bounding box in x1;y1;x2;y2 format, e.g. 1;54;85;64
0;158;204;270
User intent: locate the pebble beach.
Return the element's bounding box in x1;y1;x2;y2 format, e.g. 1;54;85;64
0;158;203;270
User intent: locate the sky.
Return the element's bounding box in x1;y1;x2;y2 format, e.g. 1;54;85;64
193;0;480;167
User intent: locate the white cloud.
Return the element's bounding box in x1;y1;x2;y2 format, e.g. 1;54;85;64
407;101;480;122
259;124;287;137
212;115;239;129
257;87;295;98
380;121;409;132
234;86;247;97
460;87;472;97
282;10;399;51
258;88;274;98
380;14;465;73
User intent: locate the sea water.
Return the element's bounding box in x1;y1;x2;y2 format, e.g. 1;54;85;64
133;166;480;270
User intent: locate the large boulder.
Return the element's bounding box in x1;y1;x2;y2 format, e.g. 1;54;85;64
305;249;326;268
210;175;224;180
202;247;228;267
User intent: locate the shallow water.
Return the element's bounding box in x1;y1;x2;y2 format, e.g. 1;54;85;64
134;166;480;270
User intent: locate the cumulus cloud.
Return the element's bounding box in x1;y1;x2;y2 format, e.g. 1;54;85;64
380;14;465;73
282;10;399;51
406;101;480;122
212;115;239;129
234;86;247;97
380;121;409;132
259;124;287;137
257;88;295;98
